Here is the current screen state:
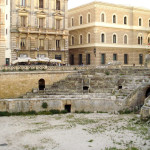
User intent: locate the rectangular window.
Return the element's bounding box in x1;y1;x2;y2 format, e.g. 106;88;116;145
56;0;60;10
56;40;60;49
149;20;150;27
20;38;26;49
6;0;8;5
113;54;117;61
6;14;7;20
39;39;44;49
20;54;28;58
124;54;128;64
86;54;90;65
21;0;26;6
55;55;61;60
79;54;82;65
38;54;46;58
56;19;60;29
101;53;105;64
39;18;44;28
139;54;143;65
21;16;26;27
39;0;43;8
70;54;74;65
6;29;7;35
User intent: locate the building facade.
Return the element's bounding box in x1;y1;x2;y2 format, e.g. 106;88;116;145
0;0;10;66
68;1;150;66
0;0;69;66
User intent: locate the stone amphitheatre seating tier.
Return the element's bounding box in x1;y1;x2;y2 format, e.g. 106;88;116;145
1;68;150;114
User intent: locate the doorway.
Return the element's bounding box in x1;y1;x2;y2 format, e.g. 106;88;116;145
65;105;71;113
39;79;45;90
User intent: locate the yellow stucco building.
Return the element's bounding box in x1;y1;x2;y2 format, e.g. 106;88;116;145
68;1;150;66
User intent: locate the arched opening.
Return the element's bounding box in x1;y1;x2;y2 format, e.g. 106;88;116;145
146;87;150;98
39;79;45;90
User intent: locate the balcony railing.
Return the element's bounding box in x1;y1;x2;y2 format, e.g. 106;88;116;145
16;26;68;35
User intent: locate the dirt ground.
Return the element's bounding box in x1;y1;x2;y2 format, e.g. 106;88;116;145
0;113;149;150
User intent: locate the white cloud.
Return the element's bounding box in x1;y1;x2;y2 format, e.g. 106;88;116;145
68;0;150;9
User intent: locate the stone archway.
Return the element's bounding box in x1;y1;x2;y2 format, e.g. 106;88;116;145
146;87;150;98
39;79;45;90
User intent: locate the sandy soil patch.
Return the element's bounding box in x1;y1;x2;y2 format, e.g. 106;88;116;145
0;113;149;150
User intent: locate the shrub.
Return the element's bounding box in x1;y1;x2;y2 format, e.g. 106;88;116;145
60;110;68;114
105;71;110;75
18;69;23;71
49;109;60;114
42;102;48;109
0;111;10;116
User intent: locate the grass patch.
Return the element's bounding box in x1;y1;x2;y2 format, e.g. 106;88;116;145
118;109;133;114
67;117;98;125
105;148;120;150
0;109;68;117
88;139;93;142
75;110;91;114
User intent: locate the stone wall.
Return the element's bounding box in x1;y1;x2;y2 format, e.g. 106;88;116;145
0;71;73;99
0;98;121;113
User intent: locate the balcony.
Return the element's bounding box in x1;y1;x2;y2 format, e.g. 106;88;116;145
39;46;44;51
20;46;26;50
15;26;68;35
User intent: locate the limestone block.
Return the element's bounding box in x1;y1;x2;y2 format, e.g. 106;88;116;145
111;96;116;101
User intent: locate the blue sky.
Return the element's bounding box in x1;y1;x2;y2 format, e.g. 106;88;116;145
68;0;150;9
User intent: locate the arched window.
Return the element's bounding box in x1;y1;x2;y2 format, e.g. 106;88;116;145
124;35;128;44
39;79;45;90
101;13;105;22
124;16;127;25
113;34;117;43
88;13;91;23
80;35;82;44
139;18;142;26
80;16;83;25
113;15;116;23
138;36;143;45
88;33;91;43
71;36;74;45
39;0;43;8
101;33;105;43
71;18;74;27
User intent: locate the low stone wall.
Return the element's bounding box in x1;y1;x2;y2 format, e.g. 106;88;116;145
0;98;123;113
0;65;148;72
0;71;74;99
0;65;95;72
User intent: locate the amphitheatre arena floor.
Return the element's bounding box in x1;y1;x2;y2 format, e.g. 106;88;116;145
0;113;149;150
